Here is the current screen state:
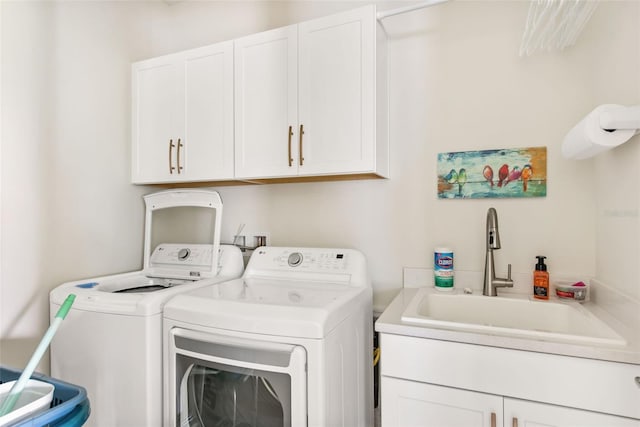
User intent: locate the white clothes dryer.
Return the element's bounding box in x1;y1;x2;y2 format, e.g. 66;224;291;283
50;189;244;427
163;246;373;427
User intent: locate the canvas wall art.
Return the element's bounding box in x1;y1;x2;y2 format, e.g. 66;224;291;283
437;147;547;199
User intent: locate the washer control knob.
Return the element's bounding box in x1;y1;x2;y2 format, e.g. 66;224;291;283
288;252;303;267
178;248;191;260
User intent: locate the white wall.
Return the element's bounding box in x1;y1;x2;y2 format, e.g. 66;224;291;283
209;1;638;308
0;1;153;369
590;3;640;304
1;0;638;369
128;0;640;309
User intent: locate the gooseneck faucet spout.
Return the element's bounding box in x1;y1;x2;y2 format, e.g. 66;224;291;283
483;208;514;296
487;207;500;250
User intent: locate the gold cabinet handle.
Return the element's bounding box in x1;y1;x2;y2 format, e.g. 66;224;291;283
288;126;294;167
490;412;496;427
512;417;518;427
176;138;183;174
299;124;305;166
169;139;176;174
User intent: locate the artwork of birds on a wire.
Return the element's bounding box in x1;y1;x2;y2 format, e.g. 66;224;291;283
482;164;532;192
437;147;546;199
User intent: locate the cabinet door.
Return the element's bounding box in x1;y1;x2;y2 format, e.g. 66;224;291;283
234;26;298;179
505;398;640;427
298;5;375;176
132;42;233;184
381;377;502;427
182;41;234;181
132;54;184;183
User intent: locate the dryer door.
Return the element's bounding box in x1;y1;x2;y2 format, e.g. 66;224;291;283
169;328;307;427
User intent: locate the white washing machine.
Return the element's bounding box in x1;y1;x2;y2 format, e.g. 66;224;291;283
163;246;373;427
50;189;244;427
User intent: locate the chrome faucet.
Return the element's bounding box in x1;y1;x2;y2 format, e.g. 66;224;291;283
483;207;513;296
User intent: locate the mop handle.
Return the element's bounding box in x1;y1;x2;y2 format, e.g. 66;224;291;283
0;294;75;416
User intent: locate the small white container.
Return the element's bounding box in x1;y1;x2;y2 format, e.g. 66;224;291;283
554;280;589;302
0;379;54;427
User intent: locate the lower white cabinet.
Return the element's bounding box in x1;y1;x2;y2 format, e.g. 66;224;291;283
382;377;501;427
382;377;639;427
378;333;640;427
505;397;639;427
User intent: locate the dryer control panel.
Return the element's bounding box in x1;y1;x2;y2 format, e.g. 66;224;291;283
244;247;369;288
280;251;347;271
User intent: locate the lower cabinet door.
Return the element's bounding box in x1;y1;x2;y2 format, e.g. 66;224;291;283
504;398;640;427
381;376;502;427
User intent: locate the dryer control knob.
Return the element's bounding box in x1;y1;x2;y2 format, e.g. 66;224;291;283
288;252;303;267
178;248;191;260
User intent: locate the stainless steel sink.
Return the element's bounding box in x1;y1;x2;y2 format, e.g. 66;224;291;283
401;288;626;347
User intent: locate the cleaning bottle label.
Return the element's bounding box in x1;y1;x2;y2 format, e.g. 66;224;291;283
434;248;454;290
533;275;549;298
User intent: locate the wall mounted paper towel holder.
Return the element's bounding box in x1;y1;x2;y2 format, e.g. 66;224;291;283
561;104;640;159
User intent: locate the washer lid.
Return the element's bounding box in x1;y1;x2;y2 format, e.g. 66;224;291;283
164;278;371;339
142;190;223;280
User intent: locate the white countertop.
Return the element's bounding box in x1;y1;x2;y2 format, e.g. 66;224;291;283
375;287;640;365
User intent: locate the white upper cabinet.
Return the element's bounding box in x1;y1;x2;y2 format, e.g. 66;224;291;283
297;6;377;176
132;57;182;182
132;5;388;185
132;41;234;184
234;25;298;179
234;5;387;180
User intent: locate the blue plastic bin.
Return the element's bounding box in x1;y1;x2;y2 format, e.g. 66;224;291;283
0;366;89;427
